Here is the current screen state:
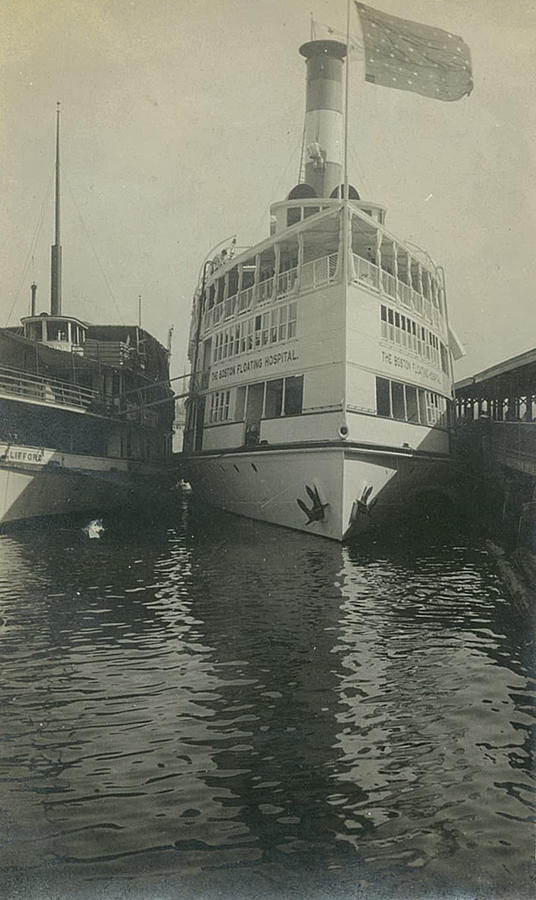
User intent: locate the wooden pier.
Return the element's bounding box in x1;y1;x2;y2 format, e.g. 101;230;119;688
454;349;536;597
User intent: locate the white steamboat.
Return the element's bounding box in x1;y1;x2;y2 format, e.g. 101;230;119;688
183;38;460;540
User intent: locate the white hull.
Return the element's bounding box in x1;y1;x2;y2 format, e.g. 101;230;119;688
185;444;455;541
0;442;173;526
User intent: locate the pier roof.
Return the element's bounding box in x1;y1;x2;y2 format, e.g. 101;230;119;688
456;347;536;399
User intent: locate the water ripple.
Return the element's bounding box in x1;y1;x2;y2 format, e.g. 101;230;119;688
0;509;533;899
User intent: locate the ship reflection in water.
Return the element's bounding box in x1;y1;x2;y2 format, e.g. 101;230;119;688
0;498;532;900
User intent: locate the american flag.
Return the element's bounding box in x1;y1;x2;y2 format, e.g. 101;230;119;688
355;2;472;101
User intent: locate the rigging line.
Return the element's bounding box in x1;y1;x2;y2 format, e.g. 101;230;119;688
297;120;306;184
250;128;303;242
348;146;372;197
116;390;187;415
4;172;54;326
64;173;125;325
119;370;191;398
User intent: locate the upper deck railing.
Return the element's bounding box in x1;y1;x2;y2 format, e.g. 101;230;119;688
352;254;440;330
201;247;440;334
202;252;339;332
0;364;98;412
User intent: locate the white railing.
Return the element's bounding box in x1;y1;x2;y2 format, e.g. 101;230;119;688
277;267;298;298
352;254;445;332
382;270;397;298
300;252;338;290
224;295;236;319
397;280;413;308
353;254;380;289
412;289;423;316
257;276;274;304
237;285;254;313
200;251;339;334
0;364;98;411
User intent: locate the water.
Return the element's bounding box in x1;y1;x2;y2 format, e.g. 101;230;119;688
0;497;533;900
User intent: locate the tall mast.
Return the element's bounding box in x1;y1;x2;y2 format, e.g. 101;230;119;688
50;101;62;316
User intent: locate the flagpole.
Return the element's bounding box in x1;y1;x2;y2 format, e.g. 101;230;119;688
342;0;351;287
343;0;350;200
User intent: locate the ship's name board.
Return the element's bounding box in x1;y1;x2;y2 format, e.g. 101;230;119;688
381;351;441;385
211;349;299;383
2;448;46;464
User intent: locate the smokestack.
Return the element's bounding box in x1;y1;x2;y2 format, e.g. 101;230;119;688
50;102;62;316
299;40;347;198
30;282;37;317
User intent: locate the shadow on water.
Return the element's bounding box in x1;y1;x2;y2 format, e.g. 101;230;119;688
0;494;533;900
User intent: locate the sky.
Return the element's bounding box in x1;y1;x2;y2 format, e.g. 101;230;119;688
1;0;535;380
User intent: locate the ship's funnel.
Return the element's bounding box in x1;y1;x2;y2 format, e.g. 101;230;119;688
30;282;37;317
299;40;347;198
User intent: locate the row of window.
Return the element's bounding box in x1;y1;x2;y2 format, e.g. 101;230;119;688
207;376;304;424
376;377;448;426
208;374;447;428
380;304;449;375
213;302;297;362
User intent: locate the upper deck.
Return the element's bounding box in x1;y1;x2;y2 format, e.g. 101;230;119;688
195;200;446;345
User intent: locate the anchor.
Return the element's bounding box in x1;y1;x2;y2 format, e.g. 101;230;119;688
353;484;377;518
296;484;329;524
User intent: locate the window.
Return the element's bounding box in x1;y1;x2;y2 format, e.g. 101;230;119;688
254;315;262;348
287;302;297;338
247;317;254;351
418;388;427;424
405;385;418;423
270;309;278;343
235;386;246;421
212;301;298;363
261;313;270;346
380;305;388;339
391;381;405;420
376;378;391;417
265;379;283;418
287;207;301;227
278;305;288;341
209;390;231;423
48;321;67;341
284;376;303;415
376;377;447;428
27;322;42;341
